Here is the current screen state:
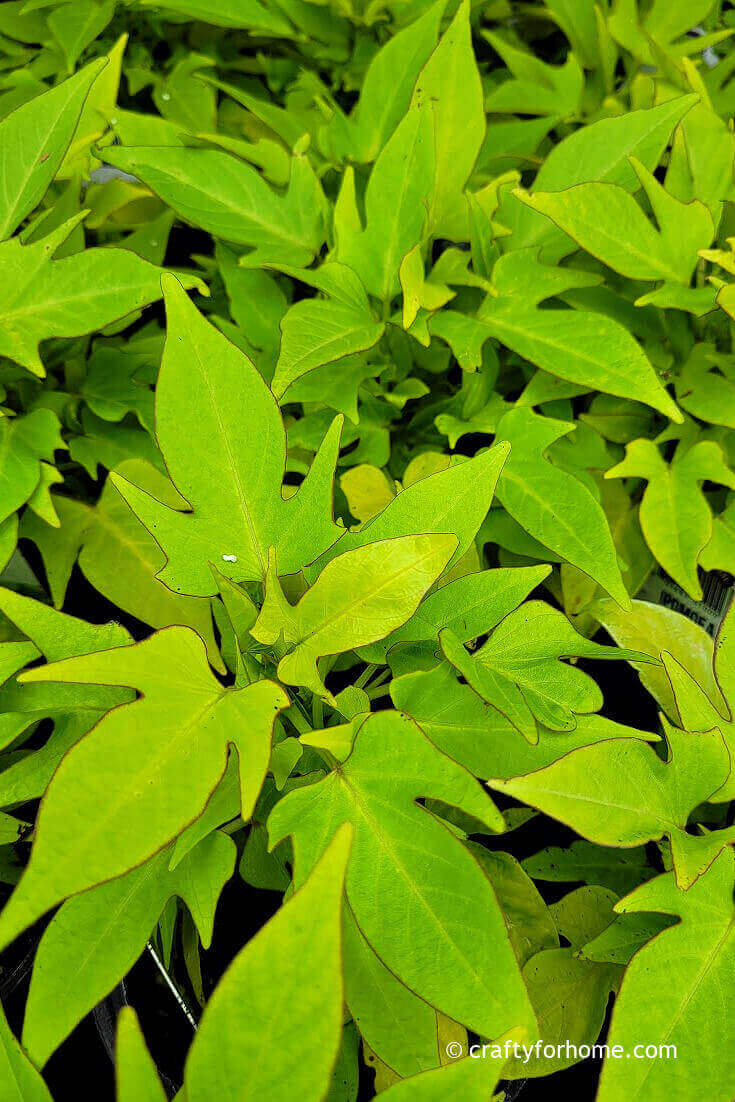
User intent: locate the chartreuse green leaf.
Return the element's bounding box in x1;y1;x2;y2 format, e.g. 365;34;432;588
378;1040;512;1101
399;242;455;332
269;711;538;1040
490;717;732;889
579;909;674;967
496;94;698;258
674;344;735;429
0;59;106;242
717;597;735;703
136;0;292;32
0;640;38;691
111;276;342;596
470;847;558;967
271;264;384;399
65;409;159;482
391;661;656;781
358;564;550;664
0;587;132;772
440;600;644;742
0;814;24;847
170;753;242;868
608;0;728;64
252;534;456;698
592;597;724;720
0;216;207;377
216;243;286;367
310;441;509;580
284;353;383;425
516;158;714;286
0;585;130;659
184;824;352;1102
0;997;52;1102
662;598;735;802
606;439;735;599
0;410;65;524
58;31;125;178
0;628;286;952
115;1008;166;1102
340;465;396;524
342;913;442;1079
522;840;654;895
23;831;235;1067
0;518;17;574
493;408;629;607
503;887;620;1079
196;73;306;150
598;849;735;1102
105;145;327;267
701;498;735;574
22;465;222;667
335;102;434;302
323;0;445;163
483;30;583;118
665;66;733;221
469;250;682;421
410;0;484;238
0;705;120;811
49;1;115;74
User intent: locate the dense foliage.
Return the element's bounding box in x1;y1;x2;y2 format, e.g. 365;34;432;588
0;0;734;1099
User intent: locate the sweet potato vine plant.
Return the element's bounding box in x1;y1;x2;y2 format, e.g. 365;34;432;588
0;0;734;1099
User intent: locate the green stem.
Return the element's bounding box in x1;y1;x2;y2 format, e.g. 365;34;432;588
354;663;377;689
284;699;312;736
